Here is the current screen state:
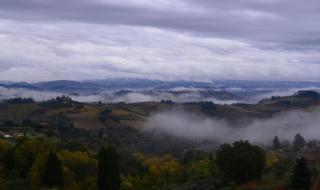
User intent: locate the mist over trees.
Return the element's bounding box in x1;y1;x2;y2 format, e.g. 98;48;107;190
273;136;281;150
145;108;320;144
293;133;306;150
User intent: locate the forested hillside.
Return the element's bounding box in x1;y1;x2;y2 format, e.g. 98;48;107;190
0;92;320;189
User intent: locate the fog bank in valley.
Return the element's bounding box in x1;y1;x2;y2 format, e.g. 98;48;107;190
144;109;320;144
0;86;319;104
0;87;241;104
0;87;102;102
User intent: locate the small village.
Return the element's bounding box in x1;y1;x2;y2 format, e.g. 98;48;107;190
0;127;31;138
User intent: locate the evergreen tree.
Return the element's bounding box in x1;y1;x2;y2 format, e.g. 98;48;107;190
97;146;120;190
272;136;281;150
0;166;4;190
291;157;311;190
215;140;265;184
42;151;63;188
293;133;306;150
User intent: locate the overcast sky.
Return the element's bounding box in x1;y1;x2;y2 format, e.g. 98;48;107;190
0;0;320;82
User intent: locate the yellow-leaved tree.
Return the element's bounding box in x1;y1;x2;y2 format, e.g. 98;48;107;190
265;151;280;168
121;154;182;190
59;150;98;190
27;153;47;189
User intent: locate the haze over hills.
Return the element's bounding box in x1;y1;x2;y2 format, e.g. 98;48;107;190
0;79;320;104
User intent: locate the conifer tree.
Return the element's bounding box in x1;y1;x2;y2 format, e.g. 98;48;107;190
272;136;281;149
97;146;120;190
215;140;265;184
293;133;306;150
42;151;63;188
291;157;311;190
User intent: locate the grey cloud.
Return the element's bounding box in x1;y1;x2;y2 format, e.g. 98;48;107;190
1;0;320;48
0;0;320;81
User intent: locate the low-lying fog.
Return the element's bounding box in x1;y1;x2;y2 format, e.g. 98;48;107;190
0;86;311;105
0;87;102;102
2;86;320;145
144;109;320;144
0;87;240;104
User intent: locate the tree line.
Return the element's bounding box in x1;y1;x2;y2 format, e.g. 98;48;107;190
0;137;313;190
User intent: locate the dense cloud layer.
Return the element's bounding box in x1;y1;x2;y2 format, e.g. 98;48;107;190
0;0;320;81
144;109;320;144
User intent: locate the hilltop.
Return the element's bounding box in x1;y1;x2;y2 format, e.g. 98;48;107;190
1;90;319;129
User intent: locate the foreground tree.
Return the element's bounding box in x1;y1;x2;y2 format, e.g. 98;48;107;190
0;165;4;190
291;157;311;190
273;136;281;150
42;151;64;188
293;134;306;150
216;140;265;184
97;146;120;190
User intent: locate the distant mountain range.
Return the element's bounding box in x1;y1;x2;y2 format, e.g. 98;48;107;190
0;79;320;103
1;79;320;93
0;79;217;94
